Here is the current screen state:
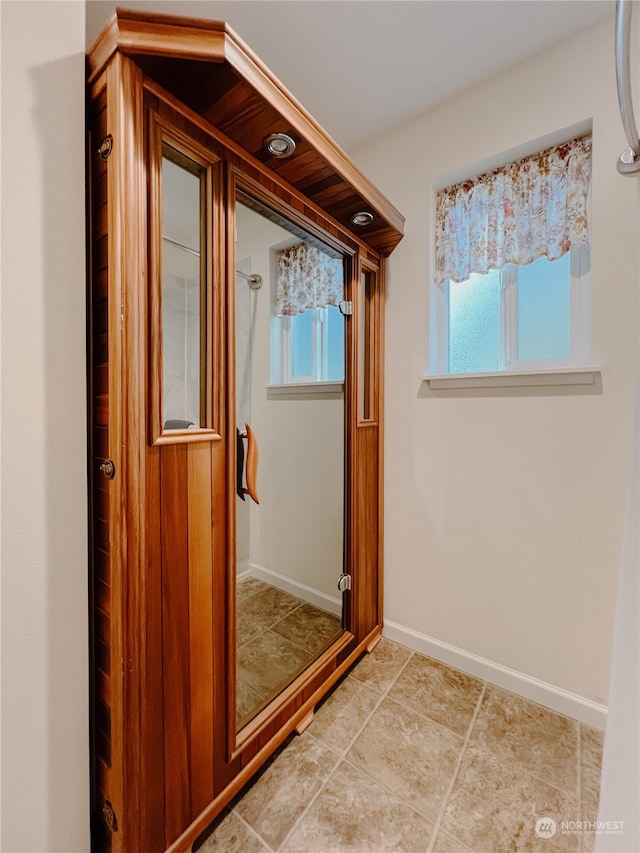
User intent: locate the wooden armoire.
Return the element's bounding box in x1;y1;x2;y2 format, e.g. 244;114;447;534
86;9;404;852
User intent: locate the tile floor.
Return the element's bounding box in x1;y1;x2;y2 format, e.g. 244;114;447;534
236;578;342;728
199;638;604;853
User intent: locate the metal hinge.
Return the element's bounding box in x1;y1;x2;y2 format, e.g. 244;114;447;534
97;134;113;160
102;800;118;833
337;573;352;592
339;300;353;316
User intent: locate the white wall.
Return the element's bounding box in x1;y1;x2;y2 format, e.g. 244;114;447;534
352;18;639;718
0;2;90;851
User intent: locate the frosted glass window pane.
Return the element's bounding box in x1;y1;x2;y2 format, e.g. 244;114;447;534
325;306;344;381
517;255;570;361
291;310;313;377
448;270;501;373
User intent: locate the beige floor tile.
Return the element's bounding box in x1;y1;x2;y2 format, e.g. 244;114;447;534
271;602;342;654
470;685;578;794
580;725;604;805
580;797;599;853
236;609;263;647
237;629;312;699
236;679;264;730
308;675;380;753
346;696;464;822
430;829;475;853
281;760;434;853
388;654;484;736
234;733;340;850
195;809;268;852
236;587;301;645
442;745;579;853
236;577;269;603
349;637;412;694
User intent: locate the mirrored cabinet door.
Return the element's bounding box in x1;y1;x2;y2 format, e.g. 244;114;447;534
234;193;346;730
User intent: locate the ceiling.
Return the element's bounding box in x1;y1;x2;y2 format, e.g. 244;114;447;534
85;0;615;150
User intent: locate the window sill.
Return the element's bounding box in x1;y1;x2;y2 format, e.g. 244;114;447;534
267;381;344;397
422;367;600;389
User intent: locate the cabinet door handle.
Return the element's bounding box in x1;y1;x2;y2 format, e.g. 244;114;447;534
241;423;259;505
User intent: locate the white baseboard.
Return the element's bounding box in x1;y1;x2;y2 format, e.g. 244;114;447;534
248;561;342;616
383;619;608;731
236;556;250;580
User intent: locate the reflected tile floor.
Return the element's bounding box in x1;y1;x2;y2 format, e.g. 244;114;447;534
236;579;342;728
198;638;604;853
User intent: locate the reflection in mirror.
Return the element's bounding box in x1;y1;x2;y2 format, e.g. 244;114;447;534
161;145;206;429
235;193;346;730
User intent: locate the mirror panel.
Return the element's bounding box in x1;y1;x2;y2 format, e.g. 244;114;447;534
234;193;346;730
161;145;206;430
358;267;377;422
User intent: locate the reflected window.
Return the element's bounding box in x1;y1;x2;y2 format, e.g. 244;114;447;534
271;241;345;384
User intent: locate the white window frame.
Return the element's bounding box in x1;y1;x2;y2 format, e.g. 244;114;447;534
275;306;338;385
431;245;591;377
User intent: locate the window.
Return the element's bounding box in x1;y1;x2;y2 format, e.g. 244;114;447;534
276;305;345;383
270;241;345;385
437;247;590;374
430;135;592;378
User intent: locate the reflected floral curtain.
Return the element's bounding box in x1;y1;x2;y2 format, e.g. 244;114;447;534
434;135;592;285
275;242;343;316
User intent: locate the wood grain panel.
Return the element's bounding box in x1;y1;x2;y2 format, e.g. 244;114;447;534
93;363;109;400
92;234;109;275
353;426;380;639
143;440;166;853
105;52;145;853
89;10;404;255
92;298;109;336
93;268;109;303
160;443;192;843
187;442;215;815
93;172;108;218
88;83;114;833
146;82;377;264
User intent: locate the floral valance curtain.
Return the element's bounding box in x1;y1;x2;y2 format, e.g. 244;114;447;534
434;135;592;285
275;242;343;316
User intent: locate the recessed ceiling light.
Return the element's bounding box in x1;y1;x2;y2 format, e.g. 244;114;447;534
351;211;374;226
264;133;296;158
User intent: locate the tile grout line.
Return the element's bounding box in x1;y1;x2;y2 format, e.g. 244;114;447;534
425;680;488;853
330;646;416;757
232;808;278;853
272;759;344;852
325;650;473;838
268;646;417;851
229;638;593;853
280;647;486;850
238;599;336;721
